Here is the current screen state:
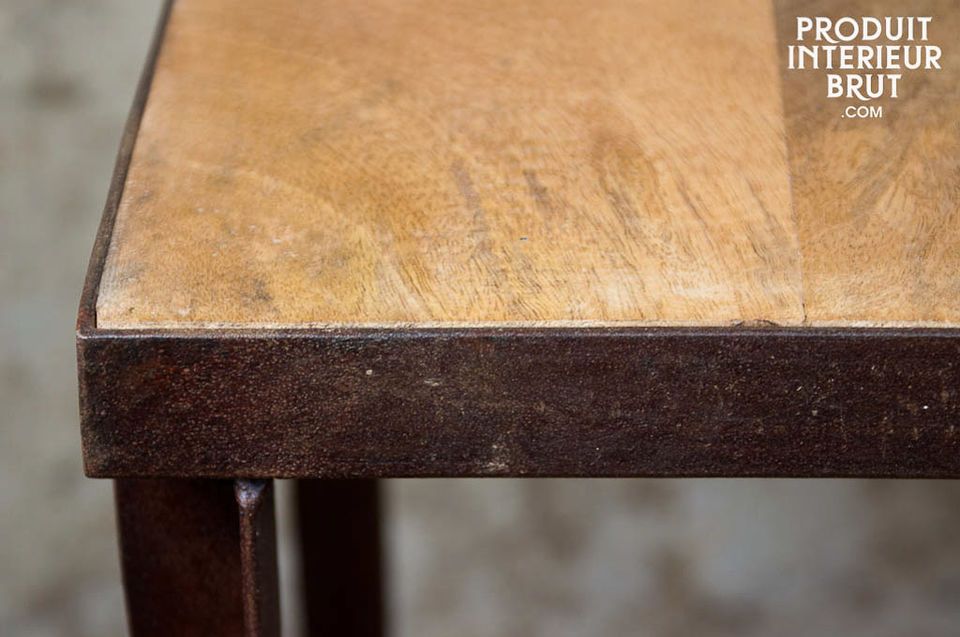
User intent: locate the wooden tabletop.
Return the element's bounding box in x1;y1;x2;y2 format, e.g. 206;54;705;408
78;0;960;480
94;0;960;329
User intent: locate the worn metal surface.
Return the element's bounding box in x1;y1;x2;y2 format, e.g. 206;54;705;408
296;479;384;637
236;480;281;637
115;479;244;636
82;328;960;478
114;479;279;637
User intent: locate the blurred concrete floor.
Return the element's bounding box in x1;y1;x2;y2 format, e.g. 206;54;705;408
2;1;960;636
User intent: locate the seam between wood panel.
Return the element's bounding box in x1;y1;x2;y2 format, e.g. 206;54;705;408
769;0;808;325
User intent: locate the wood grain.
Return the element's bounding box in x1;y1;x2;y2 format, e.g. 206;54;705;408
96;0;802;328
777;0;960;326
96;0;960;329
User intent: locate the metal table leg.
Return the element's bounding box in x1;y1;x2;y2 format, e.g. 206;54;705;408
115;479;280;637
296;479;384;637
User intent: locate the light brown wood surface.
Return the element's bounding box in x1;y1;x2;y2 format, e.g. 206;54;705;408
96;0;959;329
777;0;960;326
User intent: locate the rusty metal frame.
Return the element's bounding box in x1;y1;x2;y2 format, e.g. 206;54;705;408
78;0;960;480
115;478;281;637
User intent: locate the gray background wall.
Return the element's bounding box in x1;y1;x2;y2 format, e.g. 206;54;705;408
2;1;960;636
